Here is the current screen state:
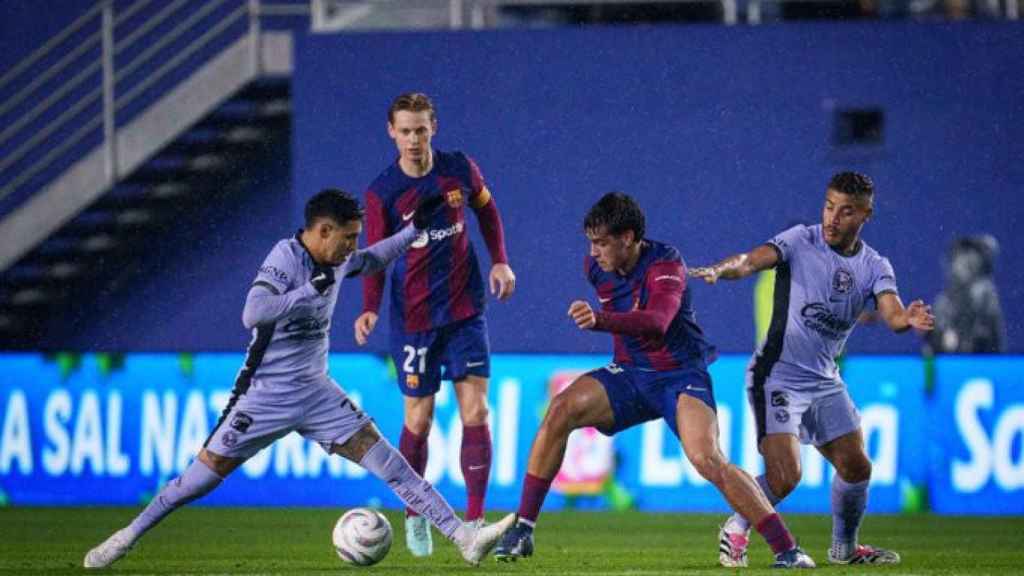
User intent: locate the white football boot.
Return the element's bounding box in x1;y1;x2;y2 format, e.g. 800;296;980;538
457;513;516;566
83;528;135;569
718;524;750;568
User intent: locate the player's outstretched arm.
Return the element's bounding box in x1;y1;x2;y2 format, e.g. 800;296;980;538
344;225;418;278
346;194;446;278
242;277;324;329
690;244;778;284
688;242;774;282
876;292;936;334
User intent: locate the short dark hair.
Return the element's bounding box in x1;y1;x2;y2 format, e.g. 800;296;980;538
305;188;363;228
583;192;645;240
828;171;874;200
388;92;435;124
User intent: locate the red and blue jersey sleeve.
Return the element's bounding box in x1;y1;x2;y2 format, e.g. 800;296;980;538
590;242;714;371
465;155;508;265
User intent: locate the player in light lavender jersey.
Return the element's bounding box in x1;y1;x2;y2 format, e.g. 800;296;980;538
83;190;513;570
691;172;935;567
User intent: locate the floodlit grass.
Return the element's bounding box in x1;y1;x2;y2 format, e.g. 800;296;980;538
2;507;1022;575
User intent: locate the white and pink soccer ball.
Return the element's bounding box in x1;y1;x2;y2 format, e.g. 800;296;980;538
332;508;393;566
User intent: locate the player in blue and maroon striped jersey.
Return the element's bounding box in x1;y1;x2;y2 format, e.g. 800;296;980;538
354;93;515;557
494;193;814;569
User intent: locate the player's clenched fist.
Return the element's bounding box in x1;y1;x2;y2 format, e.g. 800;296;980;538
353;311;378;346
568;300;597;330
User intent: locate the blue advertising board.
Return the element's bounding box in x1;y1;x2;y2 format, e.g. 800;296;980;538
1;353;1013;515
930;357;1024;515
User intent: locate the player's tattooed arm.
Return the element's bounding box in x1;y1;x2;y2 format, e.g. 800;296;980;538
690;244;779;284
876;292;936;334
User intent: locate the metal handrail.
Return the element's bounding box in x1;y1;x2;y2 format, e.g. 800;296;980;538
0;3;101;90
0;88;102;175
116;0;233;83
116;5;249;112
113;0;158;27
0;32;100;119
0;115;103;200
0;57;101;146
114;0;194;55
0;0;277;206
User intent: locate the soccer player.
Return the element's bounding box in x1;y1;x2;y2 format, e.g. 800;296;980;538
492;192;815;569
691;172;935;567
83;190;513;569
354;93;515;557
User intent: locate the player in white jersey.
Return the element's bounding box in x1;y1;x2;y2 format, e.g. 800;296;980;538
84;189;513;569
691;172;934;567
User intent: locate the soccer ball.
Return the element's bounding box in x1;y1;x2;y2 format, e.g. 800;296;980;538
332;508;393;566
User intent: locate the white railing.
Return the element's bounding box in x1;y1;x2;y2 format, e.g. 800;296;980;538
0;0;309;206
1;0;1017;220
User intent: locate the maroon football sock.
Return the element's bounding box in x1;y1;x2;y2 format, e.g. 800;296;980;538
460;424;492;521
517;473;553;524
399;426;428;517
755;513;797;555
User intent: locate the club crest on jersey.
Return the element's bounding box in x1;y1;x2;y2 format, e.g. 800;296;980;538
445;188;464;208
832;268;854;296
222;430;239;447
406;374;420;389
771;390;789;407
774;409;790;424
231;412;254;433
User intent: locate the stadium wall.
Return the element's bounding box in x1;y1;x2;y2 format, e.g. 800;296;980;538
288;21;1020;356
1;353;1021;515
8;21;1020;354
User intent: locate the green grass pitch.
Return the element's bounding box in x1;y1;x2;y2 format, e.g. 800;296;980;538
2;508;1022;575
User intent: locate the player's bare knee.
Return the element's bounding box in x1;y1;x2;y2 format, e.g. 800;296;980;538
459;402;489;427
766;465;801;498
542;394;577;435
837;455;872;483
404;412;433;436
689;450;727;485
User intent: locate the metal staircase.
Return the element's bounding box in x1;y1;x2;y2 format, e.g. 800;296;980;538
0;0;308;346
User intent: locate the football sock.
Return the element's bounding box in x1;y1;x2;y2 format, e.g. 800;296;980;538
831;476;869;559
517;473;552;524
727;474;782;533
127;458;223;540
360;438;461;540
399;426;429;517
755;513;797;555
460;424;492;521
